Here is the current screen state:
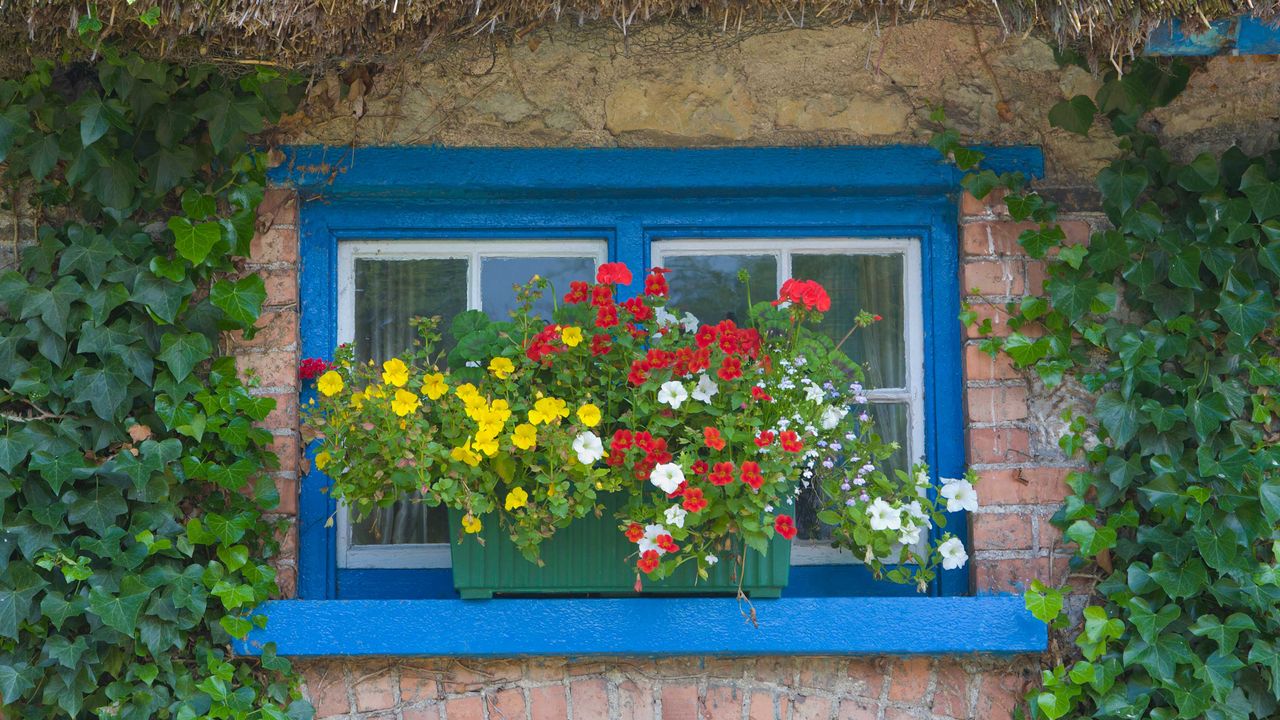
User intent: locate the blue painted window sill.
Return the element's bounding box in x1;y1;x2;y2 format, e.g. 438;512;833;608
236;596;1044;657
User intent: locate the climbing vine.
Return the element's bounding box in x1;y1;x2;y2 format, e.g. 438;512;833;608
936;58;1280;719
0;49;311;718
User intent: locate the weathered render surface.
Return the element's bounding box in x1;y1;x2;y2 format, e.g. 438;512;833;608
223;18;1280;720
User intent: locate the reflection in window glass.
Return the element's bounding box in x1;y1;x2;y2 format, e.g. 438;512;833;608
791;254;905;389
482;256;599;320
354;258;468;364
662;255;778;326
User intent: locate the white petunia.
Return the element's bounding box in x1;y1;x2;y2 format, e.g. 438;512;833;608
820;405;847;430
649;463;685;494
664;505;688;528
639;523;669;555
804;384;825;403
939;536;969;570
654;306;679;328
705;554;718;566
691;374;719;403
905;500;929;523
867;498;902;532
898;521;924;546
681;312;699;332
657;380;689;409
940;479;978;513
915;467;931;486
572;432;604;465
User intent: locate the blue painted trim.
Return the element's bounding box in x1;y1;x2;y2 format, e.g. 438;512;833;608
239;596;1044;656
269;145;1043;199
293;145;1045;605
1146;16;1280;56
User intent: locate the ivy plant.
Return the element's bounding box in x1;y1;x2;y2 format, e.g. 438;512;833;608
0;49;312;718
936;57;1279;719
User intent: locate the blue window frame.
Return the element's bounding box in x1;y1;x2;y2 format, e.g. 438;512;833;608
284;146;1043;604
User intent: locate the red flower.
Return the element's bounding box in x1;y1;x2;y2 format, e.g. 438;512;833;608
591;284;614;307
627;360;648;385
645;348;675;369
666;480;687;499
718;332;738;355
779;430;804;453
691;460;709;475
564;281;590;304
754;430;775;447
682;488;707;513
708;461;735;486
591;333;612;356
717;356;742;381
621;296;652;322
627;322;646;341
873;314;883;321
596;262;633;286
703;426;726;451
625;523;645;542
644;269;670;297
611;429;634;451
656;535;679;554
595;304;619;329
695;325;717;348
773;278;831;312
299;357;331;380
774;514;798;540
637;549;660;573
740;461;764;490
751;386;772;402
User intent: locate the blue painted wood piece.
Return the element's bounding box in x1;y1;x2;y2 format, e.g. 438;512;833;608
1146;16;1280;56
237;596;1045;656
291;145;1045;606
1236;17;1280;55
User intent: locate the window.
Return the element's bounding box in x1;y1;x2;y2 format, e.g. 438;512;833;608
289;146;1040;601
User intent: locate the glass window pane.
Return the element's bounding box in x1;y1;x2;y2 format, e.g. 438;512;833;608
794;401;911;541
354;258;468;364
661;254;778;326
481;256;598;320
352;498;449;545
791;253;906;389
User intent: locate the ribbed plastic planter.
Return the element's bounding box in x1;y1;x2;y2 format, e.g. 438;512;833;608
447;497;791;599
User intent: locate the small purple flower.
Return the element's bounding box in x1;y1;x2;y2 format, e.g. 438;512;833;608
845;498;857;507
822;459;835;469
860;492;870;502
859;413;870;422
840;482;851;491
830;442;842;452
861;463;875;473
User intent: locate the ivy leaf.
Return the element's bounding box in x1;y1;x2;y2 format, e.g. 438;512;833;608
198;93;265;152
1128;598;1180;643
1187;391;1231;442
1195;528;1240;573
1018;224;1065;258
1123;634;1196;682
1066;519;1117;557
1047;276;1099;321
1260;478;1280;525
1095;391;1140;445
1217;287;1274;339
130;271;189;324
1048;95;1097;136
211;275;267;328
0;565;48;640
20;275;81;337
1036;691;1071;720
1190;613;1257;654
158;332;213;382
88;575;152;636
1098;164;1149;215
168;216;223;265
79;96;110;147
68;485;128;535
72;360;134;421
1178;153;1220;192
26;134;61;181
1025;580;1063;623
0;432;34;473
29;450;87;494
58;234;115;289
1239;164;1280;221
1247;641;1280;700
0;662;35;704
1150;554;1209;599
1198;651;1246;701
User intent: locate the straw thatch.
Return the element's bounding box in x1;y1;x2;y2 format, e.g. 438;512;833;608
0;1;1274;70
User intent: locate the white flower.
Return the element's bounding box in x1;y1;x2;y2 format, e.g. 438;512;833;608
657;380;689;409
899;521;924;546
905;500;929;523
805;385;825;403
705;554;718;566
939;536;969;570
654;306;679;327
680;312;699;332
820;405;847;430
649;463;685;494
691;374;719;403
664;505;688;528
572;432;604;465
867;498;902;531
639;523;669;555
915;467;931;486
940;479;978;513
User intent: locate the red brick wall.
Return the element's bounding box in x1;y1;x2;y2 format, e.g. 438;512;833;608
234;189;1074;720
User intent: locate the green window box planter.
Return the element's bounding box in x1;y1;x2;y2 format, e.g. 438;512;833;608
447;499;791;599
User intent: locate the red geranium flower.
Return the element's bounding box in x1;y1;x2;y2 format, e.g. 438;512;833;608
691;460;709;475
611;429;634;451
774;514;798;540
773;278;831;312
299;357;331;380
625;523;645;542
755;430;775;447
708;461;735;486
740;461;764;490
682;488;707;513
595;304;619;329
596;262;633;286
564;281;590;304
717;356;742;381
590;284;614;307
703;426;726;451
695;325;717;348
591;333;612;356
656;535;679;554
751;386;772;402
779;430;804;453
621;296;652;321
637;549;660;573
644;269;670;297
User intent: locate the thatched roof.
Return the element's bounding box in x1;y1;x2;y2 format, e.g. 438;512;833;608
0;1;1273;69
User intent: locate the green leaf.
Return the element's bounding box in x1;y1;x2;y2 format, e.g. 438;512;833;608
1260;478;1280;525
1240;164;1280;221
1187;391;1232;441
0;662;35;704
1024;581;1063;622
1247;641;1280;700
1190;613;1257;654
1098;164;1149;215
1128;599;1179;643
26;133;61;181
1217;287;1274;339
1036;691;1071;720
88;575;152;635
68;485;129;535
1094;391;1140;445
20;275;81;337
80;96;110;147
1123;633;1196;683
0;432;34;473
211;275;267;328
1047;276;1100;321
158;331;213;382
1195;528;1239;573
0;565;48;640
1178;153;1220;192
72;361;134;421
1048;95;1097;136
1199;651;1246;701
1066;519;1117;557
1150;554;1209;599
168;216;223;265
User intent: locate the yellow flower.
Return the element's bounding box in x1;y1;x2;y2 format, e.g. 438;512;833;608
455;383;480;401
381;358;409;387
451;439;481;467
349;390;365;410
473;431;500;457
576;403;602;428
528;397;570;426
511;423;537;450
391;389;420;417
561;326;584;347
420;372;448;400
365;384;386;399
505;487;529;511
317;370;344;397
314;450;331;470
488;356;515;379
489;399;512;423
461;513;482;533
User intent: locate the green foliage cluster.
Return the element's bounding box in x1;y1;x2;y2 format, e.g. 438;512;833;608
937;58;1280;719
0;50;312;718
